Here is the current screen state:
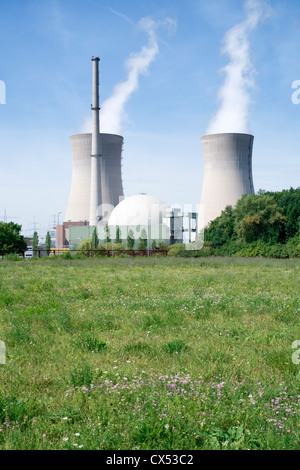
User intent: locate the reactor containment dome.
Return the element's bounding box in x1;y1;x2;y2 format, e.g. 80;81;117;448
108;194;171;244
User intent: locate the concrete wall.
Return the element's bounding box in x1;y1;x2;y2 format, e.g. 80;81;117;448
199;133;254;228
64;133;124;223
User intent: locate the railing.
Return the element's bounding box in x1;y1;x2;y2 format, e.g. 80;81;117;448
0;248;168;258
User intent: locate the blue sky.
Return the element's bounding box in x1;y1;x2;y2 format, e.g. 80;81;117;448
0;0;299;240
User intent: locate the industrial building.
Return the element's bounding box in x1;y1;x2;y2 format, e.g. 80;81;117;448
57;58;256;250
64;133;124;223
60;57;124;247
107;194;171;246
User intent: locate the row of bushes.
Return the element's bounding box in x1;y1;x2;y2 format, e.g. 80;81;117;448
167;236;300;259
3;240;299;261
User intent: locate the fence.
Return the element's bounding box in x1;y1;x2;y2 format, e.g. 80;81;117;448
0;248;168;258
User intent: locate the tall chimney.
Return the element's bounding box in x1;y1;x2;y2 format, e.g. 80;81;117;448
89;56;102;226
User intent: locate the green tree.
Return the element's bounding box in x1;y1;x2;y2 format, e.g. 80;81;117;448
0;222;27;254
127;229;135;249
32;231;39;257
234;194;286;244
273;187;300;240
205;205;236;247
199;187;300;258
115;226;122;245
91;227;99;250
138;228;148;251
45;231;52;255
105;225;111;244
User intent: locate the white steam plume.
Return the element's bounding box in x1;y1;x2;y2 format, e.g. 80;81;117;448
207;0;271;135
81;17;176;135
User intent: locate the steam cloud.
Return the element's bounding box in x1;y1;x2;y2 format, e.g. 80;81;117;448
207;0;271;135
81;16;176;135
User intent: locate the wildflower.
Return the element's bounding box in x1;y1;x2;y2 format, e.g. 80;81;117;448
62;437;69;441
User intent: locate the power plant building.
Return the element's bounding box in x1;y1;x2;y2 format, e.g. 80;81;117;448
61;57;124;246
199;133;255;231
59;59;257;250
107;194;171;246
64;133;124;223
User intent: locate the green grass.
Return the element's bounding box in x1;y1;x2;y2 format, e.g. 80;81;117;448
0;256;299;450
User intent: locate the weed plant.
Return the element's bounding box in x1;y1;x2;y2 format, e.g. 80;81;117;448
0;257;299;450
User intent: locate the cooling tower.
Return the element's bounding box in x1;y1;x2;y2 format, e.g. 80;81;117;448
64;133;92;222
199;133;254;228
100;133;124;209
64;133;124;223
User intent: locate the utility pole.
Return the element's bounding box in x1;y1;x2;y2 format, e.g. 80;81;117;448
57;211;62;254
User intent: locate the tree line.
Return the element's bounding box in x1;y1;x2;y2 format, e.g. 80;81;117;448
1;187;299;259
195;187;300;258
78;226;166;253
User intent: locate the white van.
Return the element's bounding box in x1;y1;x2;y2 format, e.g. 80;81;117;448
25;245;33;259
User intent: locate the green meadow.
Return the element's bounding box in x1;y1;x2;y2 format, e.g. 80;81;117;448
0;256;299;450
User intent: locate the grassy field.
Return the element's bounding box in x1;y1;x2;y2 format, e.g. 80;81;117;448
0;256;299;450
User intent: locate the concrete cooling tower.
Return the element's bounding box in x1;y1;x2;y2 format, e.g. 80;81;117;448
64;133;92;223
64;133;124;223
199;133;254;228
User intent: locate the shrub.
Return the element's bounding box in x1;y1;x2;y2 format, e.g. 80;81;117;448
3;253;22;261
167;243;186;257
76;238;92;256
114;253;131;258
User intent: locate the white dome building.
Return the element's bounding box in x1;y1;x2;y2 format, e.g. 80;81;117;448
107;194;171;246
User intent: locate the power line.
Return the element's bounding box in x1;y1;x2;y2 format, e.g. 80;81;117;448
1;209;17;223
